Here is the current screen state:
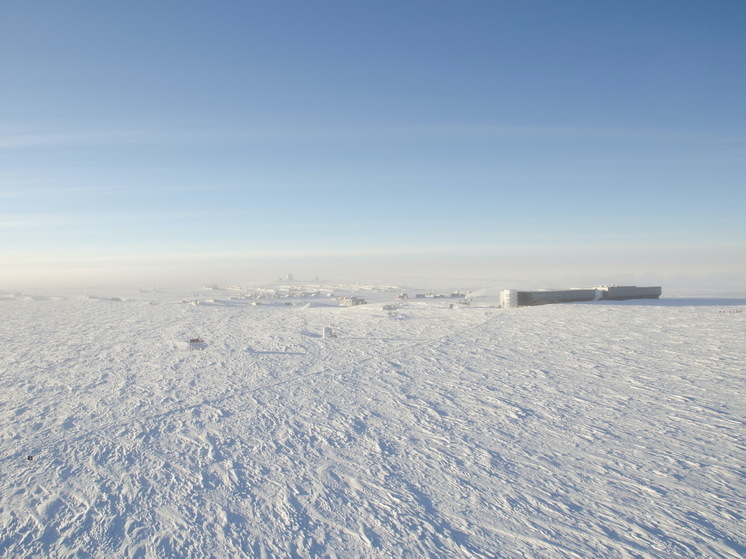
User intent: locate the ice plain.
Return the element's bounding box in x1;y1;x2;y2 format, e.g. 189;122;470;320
1;282;744;558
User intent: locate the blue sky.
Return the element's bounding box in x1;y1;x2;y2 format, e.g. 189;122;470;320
2;1;745;290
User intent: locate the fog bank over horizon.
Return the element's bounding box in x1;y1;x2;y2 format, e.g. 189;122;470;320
3;247;744;296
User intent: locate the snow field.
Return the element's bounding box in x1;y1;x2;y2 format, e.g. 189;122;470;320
0;287;744;557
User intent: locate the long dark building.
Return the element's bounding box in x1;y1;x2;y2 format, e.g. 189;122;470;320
500;286;662;307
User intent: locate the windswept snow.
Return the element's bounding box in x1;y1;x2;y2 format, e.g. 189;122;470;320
1;284;744;558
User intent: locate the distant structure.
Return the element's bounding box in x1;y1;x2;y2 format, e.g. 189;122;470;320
189;337;205;350
500;286;662;308
339;296;367;306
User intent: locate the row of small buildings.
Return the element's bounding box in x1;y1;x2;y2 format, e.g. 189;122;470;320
500;285;662;308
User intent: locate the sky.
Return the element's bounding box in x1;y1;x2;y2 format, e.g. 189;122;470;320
1;1;745;292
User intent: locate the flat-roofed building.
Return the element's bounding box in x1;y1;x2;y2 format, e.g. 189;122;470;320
501;286;662;307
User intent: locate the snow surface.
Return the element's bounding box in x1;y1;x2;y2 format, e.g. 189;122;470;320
1;283;744;558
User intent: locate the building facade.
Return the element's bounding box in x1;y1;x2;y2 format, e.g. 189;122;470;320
501;286;662;308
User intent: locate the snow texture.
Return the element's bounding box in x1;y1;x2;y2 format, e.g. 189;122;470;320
1;284;744;558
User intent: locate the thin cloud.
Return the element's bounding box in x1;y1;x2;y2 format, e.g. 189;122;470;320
0;213;70;229
0;185;120;199
0;122;714;150
0;130;161;149
0;209;193;230
0;182;236;200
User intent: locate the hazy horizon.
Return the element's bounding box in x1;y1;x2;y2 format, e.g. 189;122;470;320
2;248;743;297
